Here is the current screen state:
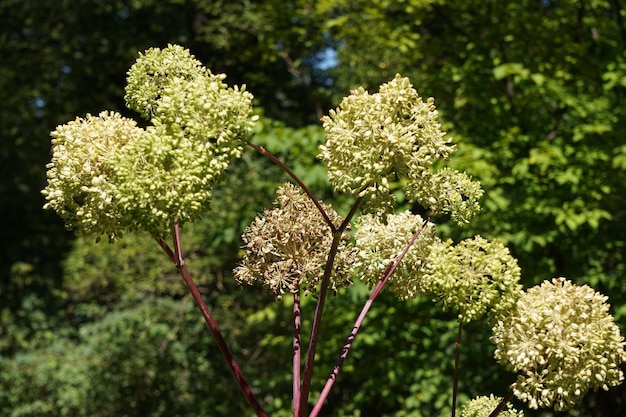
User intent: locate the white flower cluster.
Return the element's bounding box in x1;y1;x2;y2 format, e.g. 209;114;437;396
422;236;522;323
42;45;256;239
354;211;438;299
460;395;523;417
492;278;626;411
319;74;482;223
234;183;356;297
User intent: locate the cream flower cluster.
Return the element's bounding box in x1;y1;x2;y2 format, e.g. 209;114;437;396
319;75;482;223
422;236;522;323
460;395;523;417
492;278;626;411
42;111;143;240
234;183;356;297
42;45;256;239
354;211;438;300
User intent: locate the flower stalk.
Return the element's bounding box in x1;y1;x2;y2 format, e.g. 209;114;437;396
157;221;268;417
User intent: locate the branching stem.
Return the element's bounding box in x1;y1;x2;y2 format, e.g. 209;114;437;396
308;208;439;417
298;196;365;415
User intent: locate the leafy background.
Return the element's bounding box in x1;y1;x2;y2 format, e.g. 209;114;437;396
1;0;625;416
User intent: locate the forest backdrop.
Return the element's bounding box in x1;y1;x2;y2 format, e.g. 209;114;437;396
1;0;626;416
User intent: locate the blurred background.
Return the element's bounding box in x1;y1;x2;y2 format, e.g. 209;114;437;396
1;1;625;416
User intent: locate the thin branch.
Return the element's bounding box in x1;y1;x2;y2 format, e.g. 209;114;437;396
299;232;342;415
155;236;176;264
487;390;515;417
157;222;268;417
452;321;464;417
308;208;439;417
293;291;302;417
339;195;364;232
298;196;366;415
246;140;336;232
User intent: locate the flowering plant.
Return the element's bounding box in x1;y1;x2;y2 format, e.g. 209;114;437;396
43;45;624;417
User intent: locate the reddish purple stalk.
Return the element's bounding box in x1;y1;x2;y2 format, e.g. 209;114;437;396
308;209;438;417
451;321;464;417
293;291;302;417
155;219;268;417
488;391;515;417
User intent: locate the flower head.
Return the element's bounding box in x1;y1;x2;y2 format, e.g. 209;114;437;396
423;235;522;323
42;111;144;240
354;211;438;300
234;183;355;297
114;52;256;235
43;45;256;239
460;395;523;417
408;167;483;225
319;74;482;222
125;44;208;120
319;75;455;214
492;278;626;411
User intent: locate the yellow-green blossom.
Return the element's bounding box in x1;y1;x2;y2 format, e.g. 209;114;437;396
42;111;144;240
407;167;483;225
354;211;438;299
423;236;522;323
460;395;523;417
114;48;256;235
319;74;482;222
234;183;355;297
43;45;256;239
125;44;208;120
492;278;626;411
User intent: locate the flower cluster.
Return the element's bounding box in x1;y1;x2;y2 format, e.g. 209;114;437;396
407;167;483;225
234;183;355;297
492;278;626;411
42;45;256;239
459;395;523;417
318;74;482;223
354;211;438;300
42;111;144;240
124;44;208;120
422;236;522;323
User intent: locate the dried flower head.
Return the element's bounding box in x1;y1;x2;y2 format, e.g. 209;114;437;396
492;278;626;411
423;235;522;323
42;111;144;240
234;183;355;297
460;395;523;417
354;211;438;300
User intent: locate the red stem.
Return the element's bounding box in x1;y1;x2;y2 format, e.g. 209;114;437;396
293;291;302;417
298;232;341;415
246;140;336;232
298;196;365;415
155;222;268;417
487;390;515;417
308;209;438;417
451;321;464;417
